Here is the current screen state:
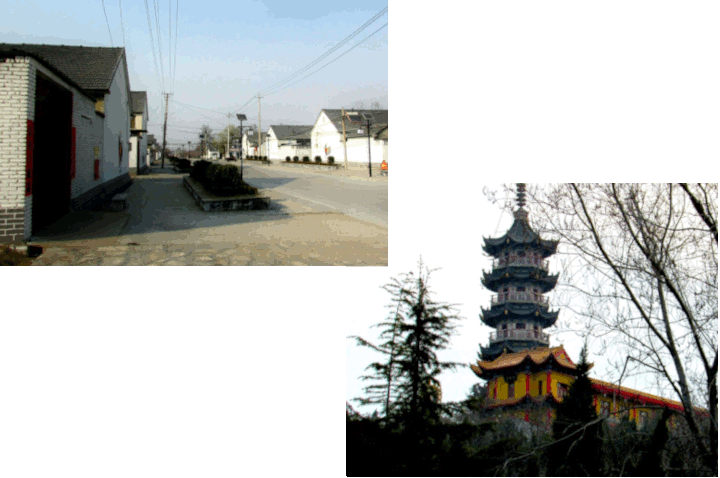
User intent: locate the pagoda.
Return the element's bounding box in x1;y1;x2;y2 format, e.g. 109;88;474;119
479;183;560;361
471;184;706;427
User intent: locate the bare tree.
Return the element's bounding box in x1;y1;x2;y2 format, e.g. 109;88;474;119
488;183;717;472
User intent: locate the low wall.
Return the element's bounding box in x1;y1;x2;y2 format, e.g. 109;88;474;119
278;162;342;171
183;176;271;212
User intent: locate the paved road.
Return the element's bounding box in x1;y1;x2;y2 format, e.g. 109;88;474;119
28;166;388;266
240;162;388;228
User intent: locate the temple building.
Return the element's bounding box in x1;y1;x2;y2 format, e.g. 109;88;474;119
471;184;698;428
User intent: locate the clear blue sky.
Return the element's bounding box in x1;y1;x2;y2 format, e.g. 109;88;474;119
1;0;388;147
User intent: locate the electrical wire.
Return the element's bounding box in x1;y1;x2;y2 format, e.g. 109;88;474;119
259;6;387;95
101;0;114;46
263;23;388;97
143;0;165;96
172;0;179;94
118;0;127;51
153;0;166;93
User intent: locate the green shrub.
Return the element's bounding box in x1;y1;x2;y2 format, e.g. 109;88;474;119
191;160;212;182
293;156;299;162
302;156;310;162
328;156;335;165
285;156;291;162
176;158;191;170
314;156;321;163
204;164;258;196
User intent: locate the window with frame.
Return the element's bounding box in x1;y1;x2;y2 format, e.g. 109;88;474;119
639;411;648;428
516;323;526;330
508;382;515;398
538;380;543;395
557;383;568;399
600;400;610;415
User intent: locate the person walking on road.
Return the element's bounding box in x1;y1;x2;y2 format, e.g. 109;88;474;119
381;159;388;176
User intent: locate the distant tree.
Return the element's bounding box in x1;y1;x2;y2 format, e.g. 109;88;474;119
549;345;602;476
198;125;213;156
213;125;241;158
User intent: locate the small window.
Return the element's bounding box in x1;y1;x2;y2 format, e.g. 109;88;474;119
501;324;507;330
508;382;515;398
517;286;525;292
516;323;526;330
558;383;568;399
538;380;543;395
601;401;610;416
639;411;648;428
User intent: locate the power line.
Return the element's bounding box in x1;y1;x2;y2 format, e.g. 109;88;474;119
264;22;388;97
101;0;114;46
172;0;179;93
143;0;165;96
259;6;387;95
153;0;166;93
118;0;127;51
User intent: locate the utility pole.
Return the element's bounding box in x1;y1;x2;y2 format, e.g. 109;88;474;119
226;113;231;160
341;107;348;171
257;93;262;158
161;92;172;169
366;118;372;177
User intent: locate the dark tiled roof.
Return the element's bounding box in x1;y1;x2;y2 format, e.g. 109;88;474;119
319;109;388;139
131;91;147;114
0;43;124;92
269;125;313;140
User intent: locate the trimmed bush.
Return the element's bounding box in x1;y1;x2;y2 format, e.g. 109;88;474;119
293;156;299;162
285;156;291;162
191;160;212;182
314;156;321;163
328;156;335;165
204;164;258;196
262;156;267;161
302;156;310;162
176;158;191;171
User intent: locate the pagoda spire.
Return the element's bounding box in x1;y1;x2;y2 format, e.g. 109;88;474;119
514;183;529;220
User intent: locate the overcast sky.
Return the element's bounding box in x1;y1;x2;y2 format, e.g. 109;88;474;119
2;2;719;476
1;0;388;147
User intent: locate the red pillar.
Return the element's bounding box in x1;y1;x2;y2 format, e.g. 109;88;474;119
525;373;530;397
524;410;529;422
546;370;552;396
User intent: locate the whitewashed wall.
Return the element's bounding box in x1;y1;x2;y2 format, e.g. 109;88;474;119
102;59;130;182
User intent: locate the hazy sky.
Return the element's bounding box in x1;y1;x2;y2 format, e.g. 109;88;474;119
1;0;388;147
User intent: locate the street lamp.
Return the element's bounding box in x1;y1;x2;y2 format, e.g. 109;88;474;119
236;114;247;181
187;141;191;158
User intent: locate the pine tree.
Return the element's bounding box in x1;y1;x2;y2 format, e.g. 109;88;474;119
549;344;603;476
349;270;415;420
392;259;462;438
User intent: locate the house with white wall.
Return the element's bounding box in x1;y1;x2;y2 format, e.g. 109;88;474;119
241;129;267;158
267;125;312;162
310;109;387;168
0;43;132;243
129;91;148;173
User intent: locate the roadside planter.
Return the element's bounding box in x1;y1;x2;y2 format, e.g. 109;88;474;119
183;176;271;211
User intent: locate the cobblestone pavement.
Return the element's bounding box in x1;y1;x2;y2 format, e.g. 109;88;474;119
29;165;387;266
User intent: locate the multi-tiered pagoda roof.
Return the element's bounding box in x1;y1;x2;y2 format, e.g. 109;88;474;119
479;184;561;361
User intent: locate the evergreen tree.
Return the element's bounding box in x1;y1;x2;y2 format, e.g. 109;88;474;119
348;273;414;420
549;344;603;476
391;259;462;442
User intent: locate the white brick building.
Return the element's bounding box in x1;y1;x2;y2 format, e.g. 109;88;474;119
129;91;149;174
267;125;312;162
0;43;132;243
310;109;387;169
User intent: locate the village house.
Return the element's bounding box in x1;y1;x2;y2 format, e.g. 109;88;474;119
310;109;388;168
266;125;312;162
0;43;132;243
129;91;148;174
146;134;158;164
241;129;267;158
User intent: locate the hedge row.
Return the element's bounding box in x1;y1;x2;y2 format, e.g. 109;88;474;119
190;160;258;196
285;155;335;165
